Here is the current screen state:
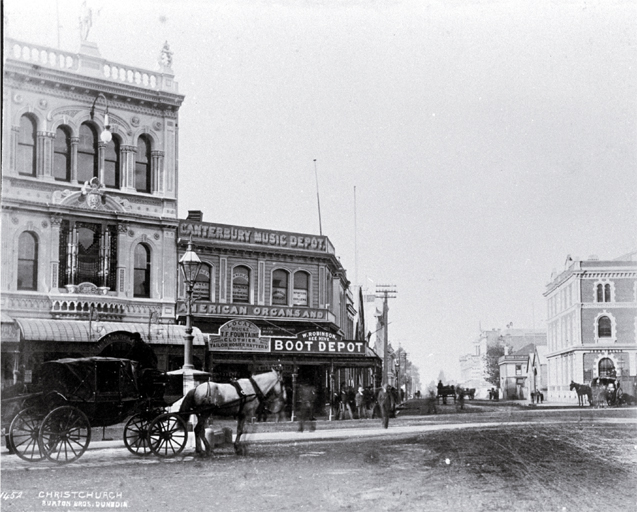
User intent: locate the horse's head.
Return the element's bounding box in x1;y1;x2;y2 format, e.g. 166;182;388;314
569;381;576;390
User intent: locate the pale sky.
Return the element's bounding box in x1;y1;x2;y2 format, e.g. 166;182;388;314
5;0;636;384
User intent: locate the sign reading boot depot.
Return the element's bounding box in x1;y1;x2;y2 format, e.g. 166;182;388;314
273;331;366;355
207;322;365;355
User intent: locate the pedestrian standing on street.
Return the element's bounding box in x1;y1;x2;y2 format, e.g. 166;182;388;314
455;388;465;411
426;390;438;414
355;386;365;419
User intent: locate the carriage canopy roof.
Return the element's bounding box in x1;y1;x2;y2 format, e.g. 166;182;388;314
37;357;138;402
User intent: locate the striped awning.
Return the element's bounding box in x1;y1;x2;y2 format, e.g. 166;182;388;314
13;319;204;346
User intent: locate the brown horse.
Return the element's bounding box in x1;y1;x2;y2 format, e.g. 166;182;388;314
569;381;592;406
179;369;286;456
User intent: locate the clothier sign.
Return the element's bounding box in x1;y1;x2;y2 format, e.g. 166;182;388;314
208;320;270;352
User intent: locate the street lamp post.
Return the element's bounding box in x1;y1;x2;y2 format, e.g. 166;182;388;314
395;358;400;396
179;238;202;394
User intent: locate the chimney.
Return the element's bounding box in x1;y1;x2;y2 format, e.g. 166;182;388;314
187;210;203;222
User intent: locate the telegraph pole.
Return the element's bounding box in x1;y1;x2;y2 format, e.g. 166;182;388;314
376;284;397;385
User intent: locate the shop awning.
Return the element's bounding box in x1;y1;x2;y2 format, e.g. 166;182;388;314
1;313;20;343
13;319;205;346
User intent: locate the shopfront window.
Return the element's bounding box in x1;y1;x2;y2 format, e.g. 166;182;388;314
598;316;612;338
104;135;120;188
18;115;37;176
193;263;211;301
77;123;98;183
232;266;250;303
598;358;615;378
53;126;71;181
272;269;288;305
134;244;151;298
293;271;309;306
58;220;117;289
135;135;151;192
18;232;38;290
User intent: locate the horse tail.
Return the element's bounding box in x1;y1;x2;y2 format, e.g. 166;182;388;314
179;388;197;414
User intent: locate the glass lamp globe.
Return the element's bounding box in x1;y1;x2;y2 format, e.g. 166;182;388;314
100;129;112;143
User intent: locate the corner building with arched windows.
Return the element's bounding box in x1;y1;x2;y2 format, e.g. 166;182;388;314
543;253;637;402
177;213;381;413
1;38;202;385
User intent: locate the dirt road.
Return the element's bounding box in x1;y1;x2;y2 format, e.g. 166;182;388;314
2;408;636;512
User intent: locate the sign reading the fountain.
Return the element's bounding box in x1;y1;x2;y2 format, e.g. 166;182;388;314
208;320;270;352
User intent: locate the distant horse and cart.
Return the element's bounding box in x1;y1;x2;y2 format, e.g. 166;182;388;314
570;378;633;407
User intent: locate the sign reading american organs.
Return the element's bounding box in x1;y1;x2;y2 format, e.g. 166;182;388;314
272;331;366;355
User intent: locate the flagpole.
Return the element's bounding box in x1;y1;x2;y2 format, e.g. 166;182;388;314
314;159;323;236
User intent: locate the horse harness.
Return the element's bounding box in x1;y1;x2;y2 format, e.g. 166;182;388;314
224;376;271;415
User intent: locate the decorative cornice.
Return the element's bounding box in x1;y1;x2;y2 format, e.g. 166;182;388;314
4;62;183;112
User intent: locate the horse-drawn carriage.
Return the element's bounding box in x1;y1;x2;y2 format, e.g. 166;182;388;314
437;383;456;404
4;356;188;464
590;377;624;407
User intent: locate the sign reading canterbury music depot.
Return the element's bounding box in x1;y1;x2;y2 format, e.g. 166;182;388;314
180;221;329;252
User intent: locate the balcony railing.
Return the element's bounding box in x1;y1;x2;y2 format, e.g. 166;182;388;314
7;38;175;93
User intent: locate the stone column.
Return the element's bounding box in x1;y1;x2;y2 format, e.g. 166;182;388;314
151;150;163;194
37;131;54;179
70;136;79;184
116;222;129;297
120;145;136;192
49;215;63;290
98;140;106;185
10;126;20;174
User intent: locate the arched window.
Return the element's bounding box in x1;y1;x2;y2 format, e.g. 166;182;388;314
17;232;38;290
232;265;250;303
293;271;309;306
193;263;211;301
272;269;289;305
76;225;100;285
53;126;71;181
596;284;603;303
135;136;151;192
134;244;151;298
604;284;611;302
598;358;615;378
18;115;37;176
598;316;612;338
104;135;120;188
77;123;98;183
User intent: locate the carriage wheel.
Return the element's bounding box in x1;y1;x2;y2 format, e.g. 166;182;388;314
38;406;91;464
124;413;154;456
148;413;188;458
9;407;45;462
